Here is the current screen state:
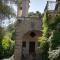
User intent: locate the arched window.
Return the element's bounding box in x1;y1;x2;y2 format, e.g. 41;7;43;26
30;32;36;37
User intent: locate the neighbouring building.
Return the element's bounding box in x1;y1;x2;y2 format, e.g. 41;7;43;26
55;0;60;11
45;0;60;24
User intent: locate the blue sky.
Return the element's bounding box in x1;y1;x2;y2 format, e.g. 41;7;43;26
29;0;56;13
2;0;56;27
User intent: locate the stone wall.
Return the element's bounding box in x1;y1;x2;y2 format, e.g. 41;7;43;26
14;17;42;60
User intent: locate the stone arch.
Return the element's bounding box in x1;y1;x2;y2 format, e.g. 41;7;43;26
22;30;42;41
21;30;42;60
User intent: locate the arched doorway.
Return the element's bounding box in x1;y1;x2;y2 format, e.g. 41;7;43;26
21;30;42;60
29;41;35;55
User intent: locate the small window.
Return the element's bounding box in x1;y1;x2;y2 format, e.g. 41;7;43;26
30;32;36;37
18;19;22;23
20;7;22;10
22;41;26;47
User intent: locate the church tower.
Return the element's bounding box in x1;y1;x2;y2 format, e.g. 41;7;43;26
22;0;30;17
17;0;30;17
14;0;42;60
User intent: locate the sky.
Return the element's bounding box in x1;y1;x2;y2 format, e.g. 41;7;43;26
29;0;56;13
10;0;56;13
2;0;56;27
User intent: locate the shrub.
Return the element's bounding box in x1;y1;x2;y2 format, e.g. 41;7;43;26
48;15;60;60
38;11;49;60
2;32;15;58
49;47;60;60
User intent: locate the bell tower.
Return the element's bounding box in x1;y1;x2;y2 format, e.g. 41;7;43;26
22;0;30;17
17;0;30;17
15;0;42;60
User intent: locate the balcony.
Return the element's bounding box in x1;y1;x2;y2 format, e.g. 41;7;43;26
44;1;60;17
45;1;60;13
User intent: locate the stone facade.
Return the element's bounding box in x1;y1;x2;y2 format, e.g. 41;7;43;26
56;0;60;11
14;17;42;60
14;0;43;60
17;0;30;17
22;0;30;17
14;0;60;60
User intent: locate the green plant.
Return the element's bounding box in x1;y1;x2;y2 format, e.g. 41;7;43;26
49;47;60;60
38;11;49;60
48;15;60;60
48;15;60;30
0;26;15;59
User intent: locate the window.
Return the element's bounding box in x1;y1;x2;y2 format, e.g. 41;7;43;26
30;32;36;37
18;19;22;23
20;7;22;10
22;41;26;47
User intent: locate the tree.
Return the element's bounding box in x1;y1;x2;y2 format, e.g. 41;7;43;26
0;26;15;59
7;24;16;41
0;0;16;56
0;0;16;20
2;32;15;58
28;11;41;17
38;11;49;60
0;27;5;59
35;11;41;17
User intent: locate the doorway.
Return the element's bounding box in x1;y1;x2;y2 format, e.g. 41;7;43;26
29;41;35;55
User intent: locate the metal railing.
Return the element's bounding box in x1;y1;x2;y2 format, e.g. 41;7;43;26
45;1;60;12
